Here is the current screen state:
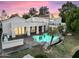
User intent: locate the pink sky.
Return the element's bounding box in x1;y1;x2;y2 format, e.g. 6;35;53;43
0;1;50;16
0;1;79;17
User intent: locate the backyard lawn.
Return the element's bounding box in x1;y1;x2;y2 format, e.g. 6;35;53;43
8;33;79;58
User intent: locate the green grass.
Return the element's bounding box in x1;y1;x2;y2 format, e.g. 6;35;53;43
72;50;79;58
8;33;79;58
8;45;48;58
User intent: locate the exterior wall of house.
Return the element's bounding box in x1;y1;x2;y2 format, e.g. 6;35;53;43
2;21;11;35
2;39;24;49
10;17;26;37
1;16;49;38
49;17;62;30
49;17;61;25
1;16;62;38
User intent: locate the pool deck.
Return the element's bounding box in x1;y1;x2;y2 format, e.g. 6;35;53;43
0;36;39;56
0;32;60;56
0;32;46;55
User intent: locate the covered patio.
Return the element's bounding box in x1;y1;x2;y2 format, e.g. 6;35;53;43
2;16;49;38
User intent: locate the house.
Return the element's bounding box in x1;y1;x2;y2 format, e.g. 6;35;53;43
1;16;49;38
1;16;62;39
0;16;62;49
1;16;62;38
49;17;62;30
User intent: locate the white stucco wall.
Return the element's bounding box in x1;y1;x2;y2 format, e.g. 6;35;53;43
1;16;49;38
2;39;24;49
26;17;49;23
49;17;61;25
1;16;62;38
2;21;11;35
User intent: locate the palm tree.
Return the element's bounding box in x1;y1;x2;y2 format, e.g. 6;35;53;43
29;7;37;16
39;6;49;17
22;14;30;19
10;14;19;18
48;27;59;45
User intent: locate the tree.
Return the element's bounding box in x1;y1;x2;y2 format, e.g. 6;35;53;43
48;27;59;35
59;1;77;22
10;14;19;18
39;6;49;17
71;20;79;32
1;10;7;16
65;8;79;32
59;1;79;32
22;14;30;19
58;25;63;33
1;10;9;20
48;27;59;45
29;8;37;16
70;8;79;32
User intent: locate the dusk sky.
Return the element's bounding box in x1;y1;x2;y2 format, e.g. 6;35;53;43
0;1;79;17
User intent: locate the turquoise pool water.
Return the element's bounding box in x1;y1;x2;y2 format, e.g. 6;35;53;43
32;33;59;44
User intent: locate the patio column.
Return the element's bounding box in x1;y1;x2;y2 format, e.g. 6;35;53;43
27;27;31;36
12;28;16;38
42;26;44;32
36;26;39;34
24;27;26;34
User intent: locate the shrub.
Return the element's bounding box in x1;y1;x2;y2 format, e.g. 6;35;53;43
35;54;48;58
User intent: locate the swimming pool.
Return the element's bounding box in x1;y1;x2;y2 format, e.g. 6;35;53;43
32;33;60;44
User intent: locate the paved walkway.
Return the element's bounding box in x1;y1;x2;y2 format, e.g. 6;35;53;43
71;46;79;56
